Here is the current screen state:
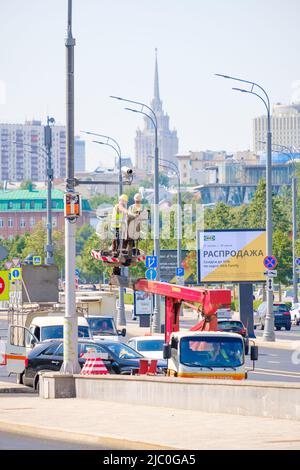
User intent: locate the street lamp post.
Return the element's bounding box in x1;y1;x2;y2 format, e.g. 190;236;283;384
262;142;298;304
90;135;127;326
153;157;182;272
61;0;80;374
14;139;54;265
110;96;161;333
216;74;275;341
44;116;55;265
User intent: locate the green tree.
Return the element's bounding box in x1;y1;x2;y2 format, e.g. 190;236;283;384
20;180;36;190
76;223;95;254
273;230;293;285
89;193;116;209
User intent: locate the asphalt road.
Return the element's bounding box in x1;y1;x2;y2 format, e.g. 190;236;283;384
0;430;122;450
1;315;300;384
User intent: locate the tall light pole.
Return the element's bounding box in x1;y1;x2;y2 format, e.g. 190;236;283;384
91;136;127;326
44;116;55;265
260;141;299;304
216;74;275;341
110;95;161;333
152;156;182;273
61;0;80;374
14;138;54;265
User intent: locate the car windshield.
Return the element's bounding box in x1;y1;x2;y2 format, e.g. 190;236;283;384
137;339;164;352
41;325;90;341
105;343;143;360
218;321;243;331
87;318;116;336
180;336;244;368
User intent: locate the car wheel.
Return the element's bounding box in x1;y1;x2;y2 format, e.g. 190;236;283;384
16;373;23;385
276;326;281;331
35;376;40;392
285;325;291;331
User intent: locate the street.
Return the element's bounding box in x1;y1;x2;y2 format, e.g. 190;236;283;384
0;430;109;450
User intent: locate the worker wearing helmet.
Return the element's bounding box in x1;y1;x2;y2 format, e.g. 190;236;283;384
127;193;144;257
111;194;128;255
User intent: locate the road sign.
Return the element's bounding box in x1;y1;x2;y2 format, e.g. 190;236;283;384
145;256;157;269
145;268;157;281
12;258;20;267
4;261;13;271
263;255;278;270
33;256;42;266
264;269;277;278
176;267;185;277
0;271;9;301
75;268;80;277
11;268;22;281
266;277;274;292
296;258;300;267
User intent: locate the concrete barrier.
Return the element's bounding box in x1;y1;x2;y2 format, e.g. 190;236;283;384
40;372;300;422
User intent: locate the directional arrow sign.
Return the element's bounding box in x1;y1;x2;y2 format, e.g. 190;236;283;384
264;269;277;278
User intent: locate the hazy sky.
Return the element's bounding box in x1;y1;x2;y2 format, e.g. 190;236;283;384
1;0;300;170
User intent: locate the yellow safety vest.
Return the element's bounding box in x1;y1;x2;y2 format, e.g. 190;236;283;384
111;204;125;229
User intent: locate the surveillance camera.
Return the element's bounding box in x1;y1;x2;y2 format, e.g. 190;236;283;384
121;166;133;175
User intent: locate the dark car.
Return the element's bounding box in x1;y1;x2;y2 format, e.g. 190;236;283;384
23;340;167;390
217;320;249;354
257;302;292;331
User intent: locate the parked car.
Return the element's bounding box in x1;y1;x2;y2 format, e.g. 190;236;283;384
217;320;249;355
127;336;165;359
256;302;292;331
85;316;126;342
290;303;300;326
23;340;167;390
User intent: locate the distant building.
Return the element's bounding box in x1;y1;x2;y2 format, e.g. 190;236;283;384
74;136;86;173
0;120;66;182
254;102;300;152
0;188;92;239
135;50;178;172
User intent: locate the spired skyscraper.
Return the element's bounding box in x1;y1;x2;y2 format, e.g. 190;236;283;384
135;50;179;172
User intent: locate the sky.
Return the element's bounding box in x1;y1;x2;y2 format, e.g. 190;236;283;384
0;0;300;171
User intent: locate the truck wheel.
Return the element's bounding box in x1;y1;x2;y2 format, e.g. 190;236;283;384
285;325;291;331
276;326;281;331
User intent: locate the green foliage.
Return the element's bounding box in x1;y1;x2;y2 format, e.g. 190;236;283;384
89;194;116;209
20;180;36;190
76;223;95;254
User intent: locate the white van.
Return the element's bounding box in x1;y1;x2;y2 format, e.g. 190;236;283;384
28;316;92;342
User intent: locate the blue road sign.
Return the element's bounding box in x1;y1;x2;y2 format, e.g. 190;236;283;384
296;258;300;267
176;267;185;277
145;268;157;281
145;256;157;269
263;255;278;270
75;269;80;277
33;256;42;266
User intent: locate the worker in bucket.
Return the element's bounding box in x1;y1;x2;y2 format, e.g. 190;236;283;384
127;193;144;256
111;194;128;255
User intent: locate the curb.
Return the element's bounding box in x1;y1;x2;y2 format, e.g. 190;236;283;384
0;387;36;394
0;420;178;450
254;339;299;351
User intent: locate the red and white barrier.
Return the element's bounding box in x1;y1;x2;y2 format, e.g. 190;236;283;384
80;351;109;376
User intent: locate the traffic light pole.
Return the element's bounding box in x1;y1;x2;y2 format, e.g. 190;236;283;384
61;0;80;375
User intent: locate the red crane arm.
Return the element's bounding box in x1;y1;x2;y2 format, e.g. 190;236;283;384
133;279;231;342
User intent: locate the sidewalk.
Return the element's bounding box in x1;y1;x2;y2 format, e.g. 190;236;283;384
0;395;299;449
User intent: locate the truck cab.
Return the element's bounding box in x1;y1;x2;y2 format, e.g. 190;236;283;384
165;331;250;380
85;315;126;342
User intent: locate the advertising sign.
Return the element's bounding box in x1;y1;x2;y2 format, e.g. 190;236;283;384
0;271;9;301
160;250;197;284
134;290;152;316
197;229;266;283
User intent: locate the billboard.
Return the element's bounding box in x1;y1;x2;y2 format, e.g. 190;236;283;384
134;290;152;316
160;250;197;284
197;229;266;283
